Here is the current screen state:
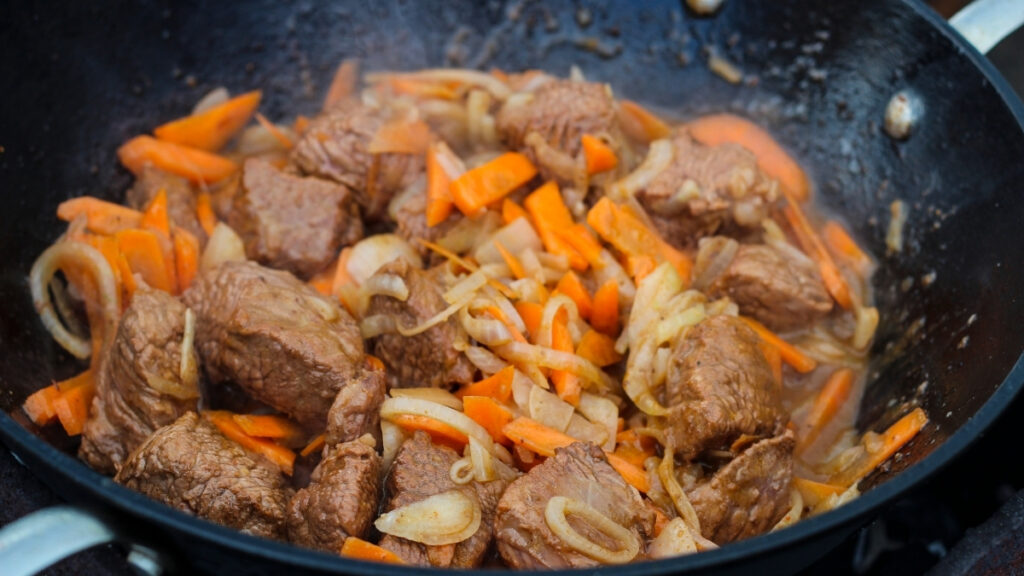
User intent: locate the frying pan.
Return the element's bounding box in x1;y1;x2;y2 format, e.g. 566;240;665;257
1;0;1023;574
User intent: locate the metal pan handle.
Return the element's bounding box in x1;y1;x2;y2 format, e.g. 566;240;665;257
0;506;165;576
949;0;1024;54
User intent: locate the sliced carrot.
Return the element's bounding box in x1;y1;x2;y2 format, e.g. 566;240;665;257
324;59;359;110
590;280;620;336
293;115;311;135
581;133;618;175
195;192;218;237
341;537;404;564
205;411;296;475
503;417;576;457
587;197;692;282
618;100;671;143
782;205;853;310
832;407;928;487
23;384;62;426
331;248;354;296
740;316;817;374
612;444;652;469
368;119;432;155
117;252;138;302
625;254;657;282
494;241;526;280
651;507;670;538
550;310;581;406
555;224;605;269
455;365;515;403
52;373;97;436
450;152;537;217
116;229;175;293
501;198;530;225
172;227;200;293
792;477;844;508
54;369;95;394
554;271;593;319
57;197;142;235
118;135;238;184
231;414;302;443
300;433;326;458
154;91;262;152
418;240;517;299
688;113;809;202
759;339;783;388
425;143;453;227
82;234;125;308
605;452;650;493
515;301;544;340
823;221;872;271
483;305;528;344
524;181;589;271
387;76;459;100
463;396;515;445
254;113;294;149
389;414;468;451
576;330;623;367
616;429;657;453
140;189;171;237
308;263;336;296
797;369;855;455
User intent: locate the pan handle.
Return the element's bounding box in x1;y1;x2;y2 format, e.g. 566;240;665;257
0;506;165;576
949;0;1024;54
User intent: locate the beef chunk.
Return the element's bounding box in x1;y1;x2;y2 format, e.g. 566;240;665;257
80;287;198;474
183;261;363;426
664;314;785;460
291;100;423;221
115;412;289;539
496;79;618;183
636;130;779;248
125;166;207;246
228;158;362;279
688;431;795;544
379;432;507;568
325;359;386;446
287;439;381;552
699;239;833;331
366;259;475;389
495;442;655;569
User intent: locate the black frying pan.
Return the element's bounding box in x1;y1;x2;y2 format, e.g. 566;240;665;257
1;1;1023;574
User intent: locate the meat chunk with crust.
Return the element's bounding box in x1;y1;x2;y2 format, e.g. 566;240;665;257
698;239;833;331
183;261;364;426
287;439;381;552
228;158;362;279
325;358;386;446
125;166;207;246
688;431;796;544
495;442;655;569
379;432;508;568
365;258;475;389
115;412;290;540
636;130;779;248
291;100;423;221
664;314;785;460
80;287;198;475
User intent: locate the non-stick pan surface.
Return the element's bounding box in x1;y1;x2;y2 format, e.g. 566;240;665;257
1;1;1023;574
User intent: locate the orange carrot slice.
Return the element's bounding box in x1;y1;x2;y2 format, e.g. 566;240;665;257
118;135;238;184
501;198;530;225
554;271;593;319
832;408;928;487
341;537;404;564
205;411;296;475
576;329;623;367
550;310;581;406
324;59;360;110
154;91;262;152
605;452;650;493
195;192;218;236
254;113;294;149
389;414;468;450
462;396;515;445
823;221;872;271
57;197;142;235
581;134;618;174
425;143;453;227
515;301;544;340
116;229;175;293
300;434;326;458
494;241;527;280
172;227;200;293
618;100;671;142
455;366;515;403
450;152;537;217
23;385;62;426
140;188;171;237
797;369;855;455
590;280;620;336
524;182;589;271
231;414;302;442
740;316;817;374
783;204;854;310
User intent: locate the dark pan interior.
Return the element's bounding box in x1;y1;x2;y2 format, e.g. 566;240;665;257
1;1;1023;574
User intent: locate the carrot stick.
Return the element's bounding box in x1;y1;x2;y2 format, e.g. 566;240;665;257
368;119;432;155
154;91;261;151
576;329;623;367
587;197;692;282
494;241;527;280
792;477;843;508
231;414;302;442
524;182;589;271
502;198;530;225
23;384;62;426
581;134;618;175
605;452;651;493
759;339;783;388
389;414;468;450
450;152;537;217
555;271;593;319
515;301;544;340
483;306;528;344
425;143;453;227
172;227;200;293
455;365;515;403
590;280;620;336
116;229;175;293
341;537;404;564
140;189;171;237
823;221;872;271
462;396;515;445
611;444;652;469
687;113;810;202
418;240;517;299
254;113;295;149
196;192;218;236
300;434;326;458
551;310;581;406
205;411;296;475
832;407;928;487
57;197;142;235
502;417;576;457
782;202;854;310
555;225;605;269
118;136;238;184
52;373;97;436
797;369;855;455
740;316;817;374
618;100;671;143
324;59;360;110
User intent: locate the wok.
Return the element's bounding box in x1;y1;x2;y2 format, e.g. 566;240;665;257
1;0;1023;574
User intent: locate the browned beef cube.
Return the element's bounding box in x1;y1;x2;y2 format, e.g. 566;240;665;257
325;359;386;446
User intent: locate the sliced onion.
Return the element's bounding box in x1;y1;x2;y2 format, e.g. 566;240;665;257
592;249;637;303
49;276;87;339
361;273;409;302
396;291;474;337
200;222;246;273
762;219;815;269
771;488;804;532
444;270;488;304
466;89;495;147
468;436;496;482
494;340;616;392
886;199;907;255
464;345;508;375
380;396;496;455
145;373;199;400
529;385;575;432
565;413;609;447
509;278;549;304
347;234;421;285
536;294;580;349
449;457;475;485
852;305;879;350
381;420;407;471
390;387;462;411
518;249;545;284
623;341;669;416
192;87;230;115
693;237;738;291
658;445;701;533
375;490;482;546
178;308;199;393
577;393;619;451
459;306;513;346
544;496;640;564
473;217;543;265
387;175;425;222
649;517;697;559
536;251;570;272
360;314;397;339
438;211;502;255
607;139;674;202
511;369;535;413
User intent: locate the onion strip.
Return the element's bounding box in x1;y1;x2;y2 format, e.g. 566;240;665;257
493;341;616;392
607;139;674;202
375;490;482;546
544;496;640;564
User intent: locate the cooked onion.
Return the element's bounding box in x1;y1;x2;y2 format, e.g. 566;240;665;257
347;234;421;285
509;278;549;304
577;393;619;451
359;314;396;338
380;396;497;455
607;139;674;201
565;413;609;447
544;496;640;564
473;217;543;266
200;222;246;273
178;308;199;394
536;294;580;349
459;306;513;346
658;444;701;533
360;273;409;301
444;270;488;304
529;385;575;432
466;89;497;147
649;517;697;559
591;249;637;304
390;387;462;411
771;488;804;532
49;277;87;339
655;303;706;346
375;490;482;546
192;87;229;115
396;291;475;337
852;305;879;350
381;420;407;471
464;345;508;375
449;457;475;485
438;211;502;255
693;237;738;291
886;200;907;255
494;341;616;392
145;373;199;400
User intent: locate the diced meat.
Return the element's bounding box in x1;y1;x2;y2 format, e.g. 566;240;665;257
688;431;796;544
325;360;386;446
287;439;381;552
496;79;618;183
115;412;289;540
228;158;362;279
291;100;423;221
393;184;463;257
379;432;508;568
664;314;785;460
635;130;779;248
125;166;208;246
183;261;363;426
79;287;198;475
494;442;655;569
699;239;833;331
365;258;475;389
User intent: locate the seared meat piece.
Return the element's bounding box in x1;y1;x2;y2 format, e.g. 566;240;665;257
183;261;364;426
80;287;197;475
291;100;423;221
495;442;655;569
688;431;795;544
365;258;475;389
379;432;508;568
287;439;381;552
664;314;785;460
496;79;618;183
125;166;207;246
393;184;462;257
325;359;386;445
635;130;779;248
115;412;290;540
698;239;833;331
228;158;362;279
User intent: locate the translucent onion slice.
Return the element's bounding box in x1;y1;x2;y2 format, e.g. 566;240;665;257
375;490;482;546
529;385;575;432
544;496;640;564
200;222;246;273
360;273;409;302
444;271;488;304
493;341;616;392
464;345;508;375
396;291;475;337
658;445;701;533
360;314;397;339
460;305;513;346
145;373;199;400
380;396;496;455
390;388;462;411
607;139;674;202
347;234;421;285
178;308;199;393
649;517;697;559
577;393;619;451
473;217;543;266
381;420;407;471
771;488;804;532
192;87;230;115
